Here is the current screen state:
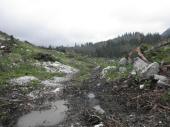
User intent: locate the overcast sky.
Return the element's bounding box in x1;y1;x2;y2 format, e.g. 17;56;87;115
0;0;170;46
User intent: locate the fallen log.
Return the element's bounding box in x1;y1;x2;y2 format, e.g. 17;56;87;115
128;47;148;63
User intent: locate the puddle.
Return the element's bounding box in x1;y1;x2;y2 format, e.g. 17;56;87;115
88;93;95;99
16;100;68;127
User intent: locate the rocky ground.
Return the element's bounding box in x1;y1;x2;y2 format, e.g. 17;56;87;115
59;64;170;127
0;61;79;127
1;57;170;127
0;33;170;127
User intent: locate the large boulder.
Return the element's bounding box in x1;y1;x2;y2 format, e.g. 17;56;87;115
141;62;159;78
133;57;148;73
154;74;169;86
119;57;127;65
154;74;168;83
133;57;159;78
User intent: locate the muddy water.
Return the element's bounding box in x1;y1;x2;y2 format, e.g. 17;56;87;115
15;62;79;127
16;100;67;127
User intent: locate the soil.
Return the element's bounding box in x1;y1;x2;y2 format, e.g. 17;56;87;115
1;67;170;127
58;67;170;127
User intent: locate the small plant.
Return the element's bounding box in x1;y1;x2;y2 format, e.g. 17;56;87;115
33;52;56;62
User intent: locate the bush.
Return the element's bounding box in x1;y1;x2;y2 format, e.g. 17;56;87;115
33;52;56;62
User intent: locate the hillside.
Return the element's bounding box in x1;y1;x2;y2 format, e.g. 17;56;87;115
162;28;170;38
0;31;170;127
0;32;107;126
69;32;163;58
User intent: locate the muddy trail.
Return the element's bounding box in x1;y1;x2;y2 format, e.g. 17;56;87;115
13;63;79;127
0;61;79;127
1;64;170;127
59;67;170;127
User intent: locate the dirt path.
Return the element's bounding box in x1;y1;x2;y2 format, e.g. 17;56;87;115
2;64;170;127
57;67;108;127
58;67;170;127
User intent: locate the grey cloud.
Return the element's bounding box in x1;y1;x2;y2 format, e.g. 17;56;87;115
0;0;170;46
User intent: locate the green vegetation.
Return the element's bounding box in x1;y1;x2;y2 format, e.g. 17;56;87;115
105;63;133;81
62;32;162;58
145;44;170;63
33;52;56;62
1;29;170;126
0;34;109;88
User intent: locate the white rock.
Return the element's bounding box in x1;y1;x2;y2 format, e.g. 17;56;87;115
101;66;116;77
119;57;127;65
141;62;159;78
52;88;61;93
52;77;70;83
97;83;101;86
159;121;162;124
41;80;62;86
41;76;70;86
133;57;148;73
157;80;170;86
10;76;38;86
28;90;40;99
0;45;5;49
133;58;159;78
131;70;136;75
154;74;168;83
35;61;79;74
139;84;145;89
119;67;127;73
93;105;105;114
94;123;104;127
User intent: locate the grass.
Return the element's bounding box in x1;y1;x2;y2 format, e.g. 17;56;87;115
0;39;103;124
105;63;133;80
0;35;133;87
0;38;106;87
144;43;170;63
0;41;64;88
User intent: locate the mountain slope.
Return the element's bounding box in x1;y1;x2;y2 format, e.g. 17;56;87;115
70;32;162;58
162;28;170;38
